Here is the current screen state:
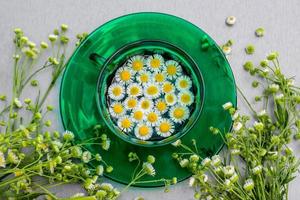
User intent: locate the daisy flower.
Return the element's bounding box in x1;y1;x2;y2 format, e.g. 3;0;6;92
134;123;153;140
165;93;177;106
115;67;134;84
138;97;153;113
178;91;194;106
146;54;164;72
175;75;192;90
136;70;152;85
164;60;182;79
144;82;161;99
124;97;138;110
109;102;125;118
127;55;144;72
155;99;168;114
153;72;167;84
131;109;145;122
117;116;134;133
145;111;161;126
127;83;142;97
169;105;190;123
156;118;174;137
162;81;175;94
108;83;125;101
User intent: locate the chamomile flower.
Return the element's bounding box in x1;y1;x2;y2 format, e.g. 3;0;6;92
117;116;134;133
127;83;142;97
155;99;168;114
115;67;134;84
145;111;161;126
153;71;167;84
169;105;190;123
175;75;192;90
124;97;138;110
127;55;144;72
146;54;164;72
136;70;152;85
144;82;161;99
109;102;125;118
162;81;175;94
156;118;174;137
164;60;182;79
134;123;153;140
178;91;194;106
108;83;125;100
131;109;145;122
138;98;153;113
165;93;177;106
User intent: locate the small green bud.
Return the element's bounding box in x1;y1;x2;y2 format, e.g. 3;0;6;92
60;35;69;44
24;98;31;104
61;24;68;31
252;81;259;88
0;95;6;101
20;36;28;44
45;120;52;127
34;112;42;120
245;45;255;55
31;80;38;86
147;155;156;164
255;96;262;102
267;52;278;60
14;28;23;34
48;34;58;42
95;154;102;161
40;41;48;49
260;60;268;67
47;105;54;111
243;61;254;71
255;27;265;37
53;131;60;138
53;29;59;35
106;166;113;173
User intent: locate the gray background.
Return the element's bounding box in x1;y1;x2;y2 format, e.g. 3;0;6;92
0;0;300;199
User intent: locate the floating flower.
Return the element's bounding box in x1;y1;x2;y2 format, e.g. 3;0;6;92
162;81;175;94
178;91;194;106
127;55;144;72
134;123;153;140
108;83;125;100
165;93;177;106
123;97;138;110
131;109;145;122
146;54;164;72
138;98;153;113
156;118;174;137
144;82;160;99
153;72;167;83
136;70;152;85
115;67;133;84
155;99;168;114
109;102;125;118
175;75;192;90
117;116;133;133
169;105;189;123
145;111;161;126
164;60;182;79
127;83;142;97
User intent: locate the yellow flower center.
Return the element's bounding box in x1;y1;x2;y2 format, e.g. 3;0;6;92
127;99;137;108
166;65;177;75
150;58;161;68
163;83;174;93
120;70;131;81
141;100;150;109
121;118;131;128
133;110;143;121
147;112;158;123
159;122;171;133
112;87;121;96
130;86;140;96
156;101;167;112
147;86;158;96
181;94;191;104
139;125;149;136
173;108;184;119
140;74;149;83
179;80;188;88
113;104;123;114
154;73;165;82
132;60;143;71
166;94;175;103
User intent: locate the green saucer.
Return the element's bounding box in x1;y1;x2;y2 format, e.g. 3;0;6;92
60;12;236;187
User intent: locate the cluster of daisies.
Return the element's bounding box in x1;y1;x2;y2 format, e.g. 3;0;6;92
107;54;195;141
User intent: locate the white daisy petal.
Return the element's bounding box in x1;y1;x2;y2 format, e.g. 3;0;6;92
144;82;161;99
156;118;174;137
138;97;153;113
155;99;169;114
164;60;182;79
165;93;177;106
108;83;125;101
127;83;142;97
131;109;145;122
162;81;175;94
145;110;161;126
136;70;152;85
153;71;167;84
123;97;138;110
169;104;190;124
117;116;134;133
146;54;164;72
134;123;153;140
109;102;125;118
178;91;194;106
127;55;144;72
175;75;192;91
115;67;134;85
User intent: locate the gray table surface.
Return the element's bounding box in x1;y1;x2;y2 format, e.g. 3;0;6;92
1;0;300;199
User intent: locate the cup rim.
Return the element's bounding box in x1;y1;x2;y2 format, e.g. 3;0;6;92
95;39;205;147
